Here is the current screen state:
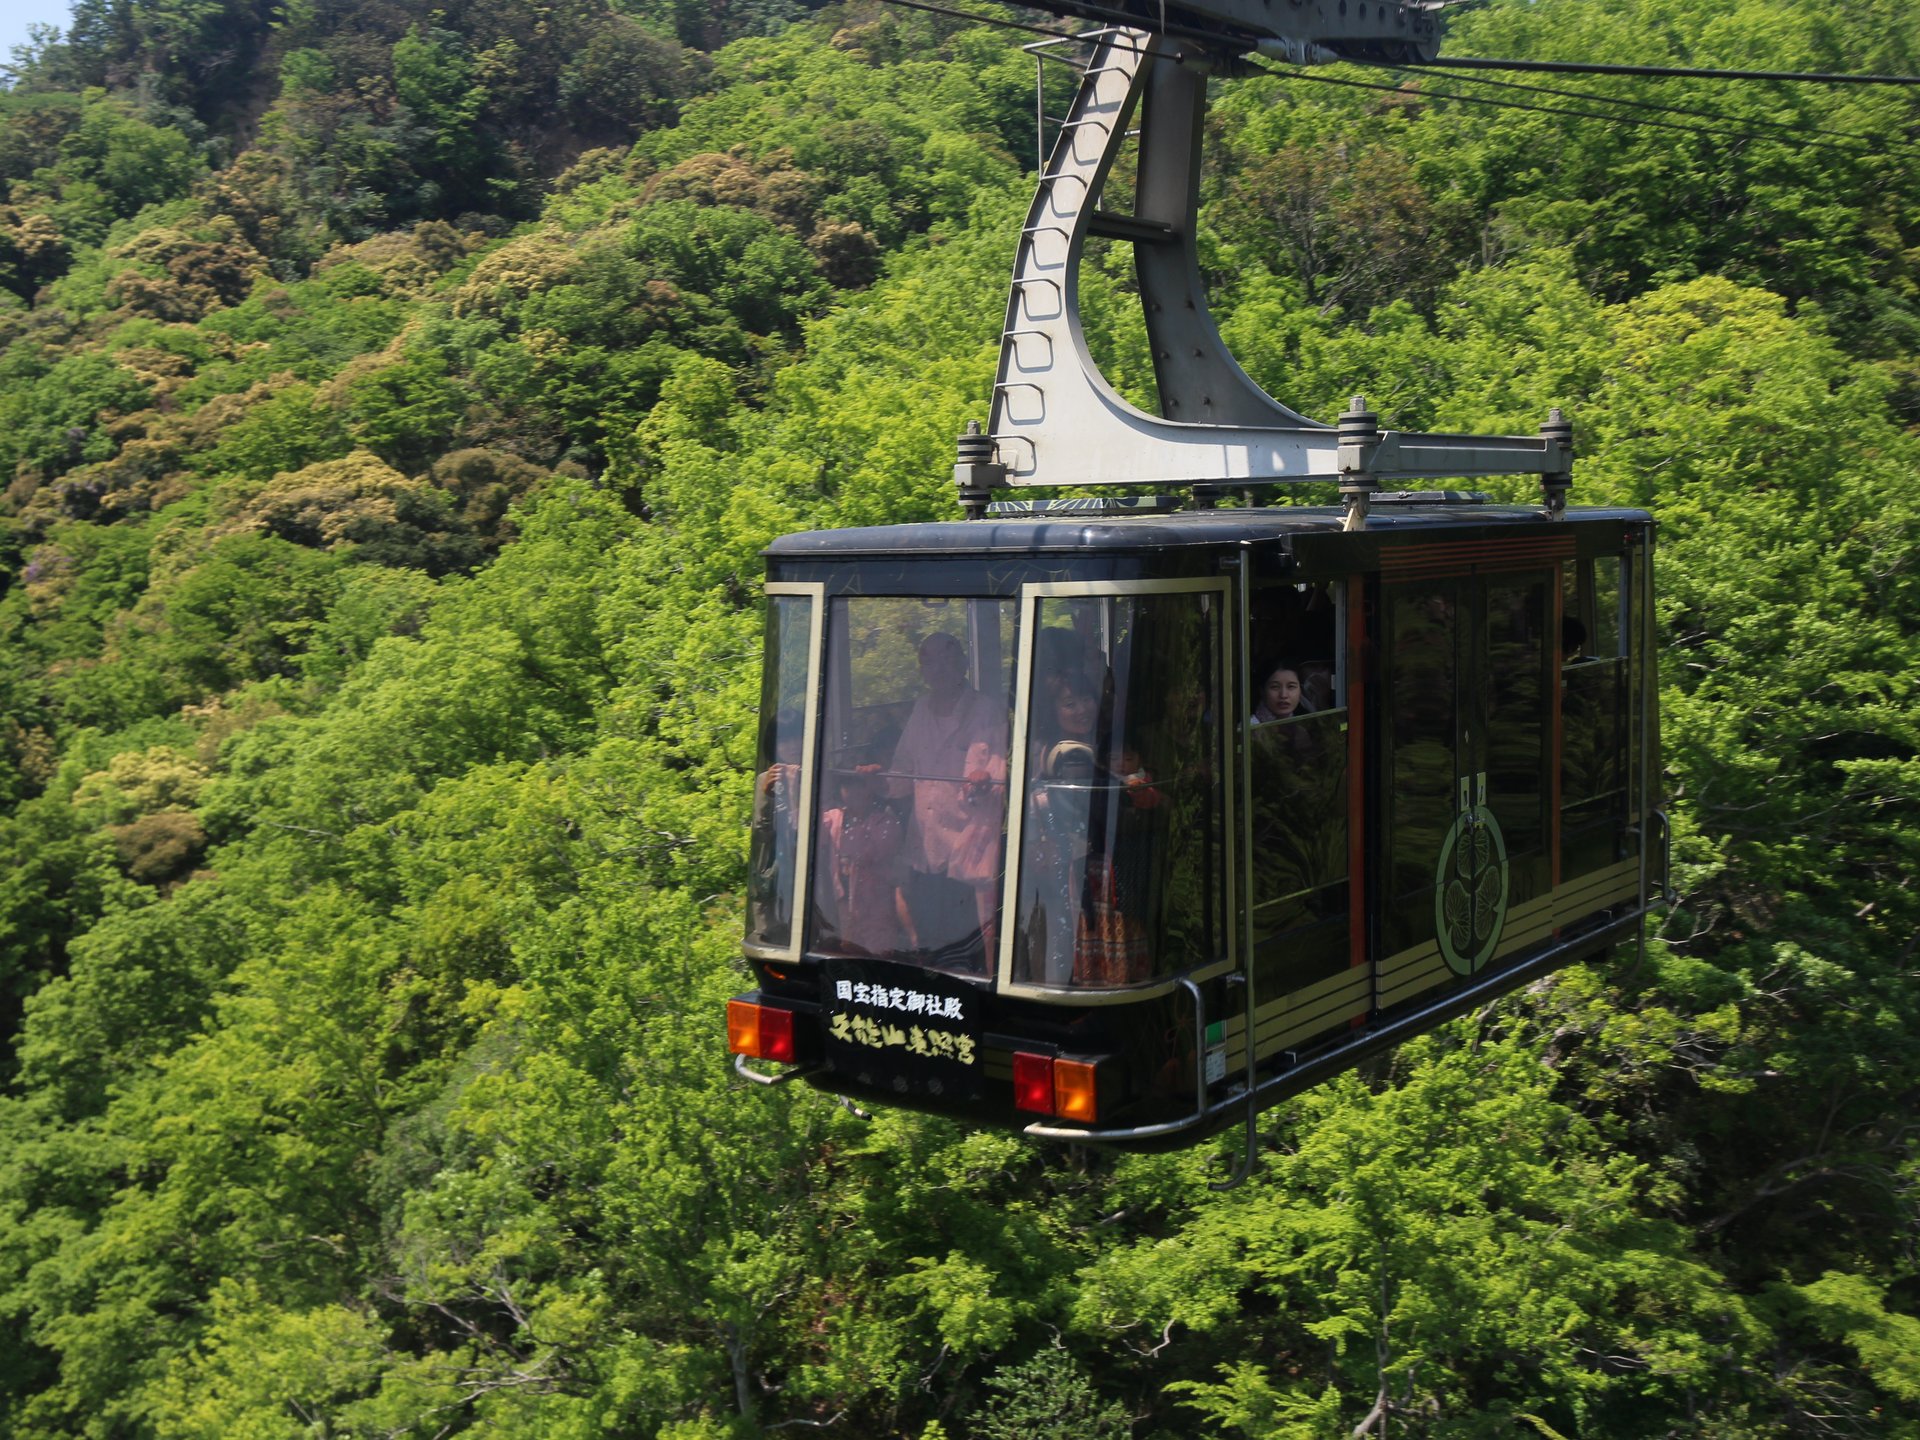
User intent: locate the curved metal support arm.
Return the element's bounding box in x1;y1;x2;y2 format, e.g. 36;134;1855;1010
966;26;1569;497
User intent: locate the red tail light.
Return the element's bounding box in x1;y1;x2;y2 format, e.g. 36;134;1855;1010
1013;1052;1055;1114
728;1000;796;1063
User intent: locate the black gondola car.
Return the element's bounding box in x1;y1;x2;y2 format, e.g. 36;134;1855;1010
730;497;1666;1146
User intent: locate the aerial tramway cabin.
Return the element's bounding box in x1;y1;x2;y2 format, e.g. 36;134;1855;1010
730;497;1663;1146
727;14;1668;1149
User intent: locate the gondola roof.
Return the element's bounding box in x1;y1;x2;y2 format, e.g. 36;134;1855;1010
765;502;1653;560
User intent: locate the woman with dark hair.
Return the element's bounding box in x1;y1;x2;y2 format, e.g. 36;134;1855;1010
1251;659;1316;726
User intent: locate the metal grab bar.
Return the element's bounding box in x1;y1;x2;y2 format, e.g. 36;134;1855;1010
1649;807;1676;903
732;1053;821;1087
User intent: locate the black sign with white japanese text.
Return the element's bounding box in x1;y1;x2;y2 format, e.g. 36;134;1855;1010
821;956;986;1104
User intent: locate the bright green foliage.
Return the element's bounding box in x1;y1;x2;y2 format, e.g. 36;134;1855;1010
1134;1036;1753;1436
973;1345;1131;1439
0;1;1917;1437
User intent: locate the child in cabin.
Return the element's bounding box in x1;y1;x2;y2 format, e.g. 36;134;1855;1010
817;763;915;958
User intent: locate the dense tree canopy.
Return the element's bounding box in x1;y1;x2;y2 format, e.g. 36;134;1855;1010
0;0;1917;1436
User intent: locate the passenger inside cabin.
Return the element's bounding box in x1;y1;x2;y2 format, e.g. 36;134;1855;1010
1027;668;1159;987
1562;614;1591;663
817;762;914;957
888;630;1008;970
1251;660;1315;726
1035;625;1102;700
1034;669;1159;808
1299;662;1335;714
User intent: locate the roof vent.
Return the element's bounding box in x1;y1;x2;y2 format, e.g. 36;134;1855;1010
984;496;1183;517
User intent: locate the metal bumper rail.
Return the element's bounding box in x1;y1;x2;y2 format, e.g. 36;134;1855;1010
1022;904;1657;1145
1023;976;1213;1143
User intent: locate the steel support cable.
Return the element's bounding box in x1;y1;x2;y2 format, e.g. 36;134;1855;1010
872;0;1893;155
870;0;1920;89
1253;62;1877;155
876;0;1246;50
1374;61;1884;147
1417;56;1920;86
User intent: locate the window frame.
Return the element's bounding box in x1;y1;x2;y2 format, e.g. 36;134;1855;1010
996;576;1237;1003
743;581;825;964
1245;577;1350;915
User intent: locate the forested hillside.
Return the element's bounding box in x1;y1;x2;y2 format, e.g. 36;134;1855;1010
1;0;1917;1435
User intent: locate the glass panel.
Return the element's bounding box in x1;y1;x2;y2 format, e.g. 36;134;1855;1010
1484;576;1549;863
1561;556;1619;662
1382;585;1460;958
1387;586;1459;902
1561;553;1634;885
1640;548;1660;830
1562;562;1581;660
1594;555;1622;658
1626;549;1652;830
1249;710;1349;994
1250;714;1347;905
810;598;1017;974
1012;591;1224;987
746;595;814;951
1561;554;1628;886
1562;660;1624;814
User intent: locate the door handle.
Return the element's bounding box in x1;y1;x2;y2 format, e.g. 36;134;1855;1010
1458;771;1488;816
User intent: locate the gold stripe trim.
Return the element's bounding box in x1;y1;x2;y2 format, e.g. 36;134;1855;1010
1221;967;1370;1064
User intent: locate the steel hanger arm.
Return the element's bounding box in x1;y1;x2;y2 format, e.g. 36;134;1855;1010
958;27;1570;516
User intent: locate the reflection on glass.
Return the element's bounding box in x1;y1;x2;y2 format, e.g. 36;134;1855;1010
810;598;1017;973
746;595;813;950
1249;714;1346;908
1561;552;1634;882
1563;555;1621;663
1013;592;1223;987
1248;709;1349;994
1485;577;1548;859
1562;662;1624;812
1594;555;1621;658
1389;586;1457;901
1627;553;1651;824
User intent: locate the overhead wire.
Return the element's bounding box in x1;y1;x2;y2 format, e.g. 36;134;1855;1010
1373;62;1883;147
868;0;1904;154
875;0;1272;54
1415;56;1920;86
870;0;1920;88
1251;62;1880;155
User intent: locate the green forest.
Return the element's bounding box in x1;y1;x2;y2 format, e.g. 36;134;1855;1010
0;0;1916;1433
